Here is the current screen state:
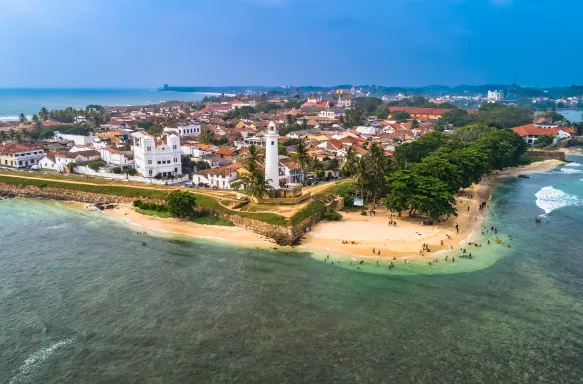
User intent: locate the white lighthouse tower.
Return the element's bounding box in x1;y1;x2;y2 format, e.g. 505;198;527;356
264;121;280;190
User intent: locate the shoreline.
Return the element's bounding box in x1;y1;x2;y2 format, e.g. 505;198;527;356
299;159;564;263
12;159;564;270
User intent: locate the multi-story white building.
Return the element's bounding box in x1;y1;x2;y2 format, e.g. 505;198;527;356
164;121;201;136
53;131;97;146
487;90;504;102
0;144;46;168
132;132;182;178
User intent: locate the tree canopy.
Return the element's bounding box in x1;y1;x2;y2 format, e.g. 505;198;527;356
166;190;197;218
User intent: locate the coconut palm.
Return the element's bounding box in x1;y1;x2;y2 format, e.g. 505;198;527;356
243;144;263;172
199;129;216;145
21;128;29;141
368;143;389;208
39;107;49;121
19;113;27;124
0;131;7;144
342;145;359;176
354;157;371;203
8;129;16;142
292;138;310;185
242;168;273;199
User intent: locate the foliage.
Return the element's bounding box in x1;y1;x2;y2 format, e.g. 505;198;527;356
469;104;533;128
374;105;390;119
112;167;122;174
345;102;365;127
440;109;470;127
133;200;169;212
190;215;235;226
533;134;555;148
413;155;463;193
451;124;493;142
198;129;216;144
124;167;138;176
223;106;255;120
30;124;92;140
394;131;450;166
290;200;325;225
166;190;197;218
392;111;411;123
254;102;279;113
324;208;343;221
354;97;383;114
283;99;303;108
86;160;105;171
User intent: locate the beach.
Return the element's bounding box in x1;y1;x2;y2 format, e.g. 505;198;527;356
102;203;273;247
93;159;565;263
300;159;564;261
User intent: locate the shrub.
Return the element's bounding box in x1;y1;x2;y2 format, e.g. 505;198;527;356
86;160;105;171
361;210;367;216
167;190;197;218
133;200;142;207
124;167;138;176
112;167;122;174
324;209;342;221
344;195;355;207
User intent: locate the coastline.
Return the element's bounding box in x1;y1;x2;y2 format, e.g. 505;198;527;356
300;159;564;263
68;159;565;266
100;203;275;248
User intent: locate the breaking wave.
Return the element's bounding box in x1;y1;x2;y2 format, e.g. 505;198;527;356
561;168;583;174
564;162;582;167
8;337;77;384
535;186;580;214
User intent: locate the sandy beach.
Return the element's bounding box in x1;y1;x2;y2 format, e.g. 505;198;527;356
86;160;564;261
102;204;273;247
300;159;565;261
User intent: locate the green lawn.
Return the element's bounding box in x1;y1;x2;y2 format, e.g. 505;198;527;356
289;200;325;225
518;156;546;165
0;175;170;199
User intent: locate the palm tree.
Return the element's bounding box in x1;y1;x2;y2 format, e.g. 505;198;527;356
354;157;370;204
39;107;49;121
20;128;29;142
8;129;16;142
242;168;272;199
14;132;23;144
31;114;39;123
243;144;263;171
19;113;27;124
342;145;358;176
0;131;7;144
199;129;216;145
368;143;389;208
292;138;310;185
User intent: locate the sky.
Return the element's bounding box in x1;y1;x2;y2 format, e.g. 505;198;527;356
0;0;581;88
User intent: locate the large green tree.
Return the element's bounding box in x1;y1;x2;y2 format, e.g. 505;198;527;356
166;190;197;218
414;155;463;193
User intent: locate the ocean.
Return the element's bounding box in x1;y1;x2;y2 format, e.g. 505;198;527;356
0;89;207;121
1;152;583;383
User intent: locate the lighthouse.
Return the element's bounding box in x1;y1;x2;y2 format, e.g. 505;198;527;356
265;121;280;190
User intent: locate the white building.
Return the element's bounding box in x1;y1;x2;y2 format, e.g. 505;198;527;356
264;121;280;189
193;163;242;189
337;96;352;108
132;132;182;178
53;131;97;146
164;121;201;136
0;144;46;168
99;147;132;166
487;90;504;102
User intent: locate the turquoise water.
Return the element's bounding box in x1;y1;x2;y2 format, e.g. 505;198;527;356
0;89;206;120
1;154;583;383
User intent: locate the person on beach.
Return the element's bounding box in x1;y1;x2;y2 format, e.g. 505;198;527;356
456;223;459;233
378;250;381;256
373;248;375;254
452;257;455;262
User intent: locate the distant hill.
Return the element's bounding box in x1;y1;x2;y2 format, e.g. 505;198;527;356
159;84;583;99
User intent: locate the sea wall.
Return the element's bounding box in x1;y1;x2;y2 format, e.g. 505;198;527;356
526;150;566;161
0;183;165;205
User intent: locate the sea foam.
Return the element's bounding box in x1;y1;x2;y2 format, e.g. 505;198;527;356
535;186;580;214
8;337;77;384
561;168;583;174
564;162;582;167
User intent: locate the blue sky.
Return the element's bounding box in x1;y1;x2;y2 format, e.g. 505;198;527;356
0;0;581;88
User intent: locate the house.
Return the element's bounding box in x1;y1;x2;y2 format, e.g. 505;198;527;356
279;158;304;184
0;144;46;168
201;154;230;169
132;132;182;178
164;121;201;137
388;107;453;120
337;96;352;108
39;150;100;172
99;147;132;166
193;163;243;189
215;147;239;160
356;126;378;136
53;131;97;146
512;124;576;146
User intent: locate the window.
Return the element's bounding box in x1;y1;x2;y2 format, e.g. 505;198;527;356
173;145;177;150
147;146;152;151
157;161;161;164
271;141;275;145
148;160;152;165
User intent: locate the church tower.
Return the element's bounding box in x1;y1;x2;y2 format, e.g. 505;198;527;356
265;121;280;190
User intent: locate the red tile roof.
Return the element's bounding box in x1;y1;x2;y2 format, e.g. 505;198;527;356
390;107;452;115
0;144;45;153
512;124;576;137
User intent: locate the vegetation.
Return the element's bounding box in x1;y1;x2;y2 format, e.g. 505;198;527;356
392;111;412;123
254;102;279;113
324;208;343;221
290;200;325;225
533;135;555;148
85;160;106;171
190;216;234;226
166;190;197;218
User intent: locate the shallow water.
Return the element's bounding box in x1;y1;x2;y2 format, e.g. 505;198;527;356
1;156;583;383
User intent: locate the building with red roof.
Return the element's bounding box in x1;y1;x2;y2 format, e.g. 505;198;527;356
512;124;576;146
